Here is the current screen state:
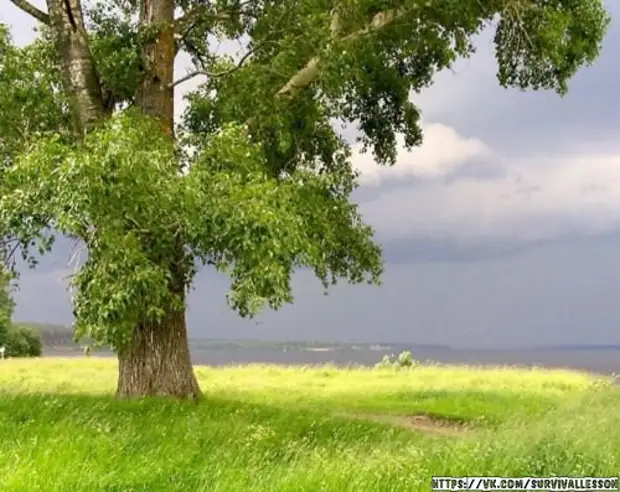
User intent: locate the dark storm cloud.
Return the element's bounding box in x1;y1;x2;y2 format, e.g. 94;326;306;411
183;233;620;348
16;232;620;349
379;229;620;266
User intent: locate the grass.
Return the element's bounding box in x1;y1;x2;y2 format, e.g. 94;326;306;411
0;358;618;491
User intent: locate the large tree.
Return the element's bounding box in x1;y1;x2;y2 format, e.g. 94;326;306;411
0;0;609;398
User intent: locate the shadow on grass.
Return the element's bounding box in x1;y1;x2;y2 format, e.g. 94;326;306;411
0;384;570;440
0;391;465;440
0;388;619;491
213;386;572;429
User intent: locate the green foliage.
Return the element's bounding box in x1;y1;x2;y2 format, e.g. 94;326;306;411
0;112;381;348
184;123;382;316
0;25;69;166
375;350;418;369
85;1;151;110
0;112;184;348
495;0;610;95
0;271;14;343
3;325;42;358
0;0;611;351
181;0;610;167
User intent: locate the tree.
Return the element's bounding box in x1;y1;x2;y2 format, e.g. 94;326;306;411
0;0;610;399
0;270;15;346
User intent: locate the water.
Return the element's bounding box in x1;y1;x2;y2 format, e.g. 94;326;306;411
45;346;620;376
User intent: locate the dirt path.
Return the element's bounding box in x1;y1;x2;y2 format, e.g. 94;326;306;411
338;412;472;436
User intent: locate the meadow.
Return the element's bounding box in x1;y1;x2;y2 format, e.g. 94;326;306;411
0;358;618;491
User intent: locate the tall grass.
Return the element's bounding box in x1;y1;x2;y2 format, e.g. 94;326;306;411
0;358;617;491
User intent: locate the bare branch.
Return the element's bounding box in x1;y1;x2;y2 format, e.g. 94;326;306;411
276;8;405;99
1;239;21;270
9;0;50;25
62;241;86;284
8;0;50;24
170;70;210;88
170;44;256;88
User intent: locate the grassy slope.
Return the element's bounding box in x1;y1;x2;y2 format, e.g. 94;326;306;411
0;359;618;491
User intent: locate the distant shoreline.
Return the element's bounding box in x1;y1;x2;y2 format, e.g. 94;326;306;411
17;319;620;354
41;344;620;379
18;320;620;376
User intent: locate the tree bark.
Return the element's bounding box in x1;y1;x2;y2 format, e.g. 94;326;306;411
46;0;106;132
276;8;405;99
114;0;201;400
116;287;201;399
137;0;176;134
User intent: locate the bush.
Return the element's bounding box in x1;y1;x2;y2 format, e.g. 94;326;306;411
375;350;417;369
2;325;42;358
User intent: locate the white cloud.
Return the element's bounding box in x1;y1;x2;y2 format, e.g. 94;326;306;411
355;126;620;245
352;123;492;184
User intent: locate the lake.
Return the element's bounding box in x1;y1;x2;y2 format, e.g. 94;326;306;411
44;345;620;376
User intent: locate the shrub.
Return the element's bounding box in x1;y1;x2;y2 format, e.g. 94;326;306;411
3;325;42;357
375;350;417;369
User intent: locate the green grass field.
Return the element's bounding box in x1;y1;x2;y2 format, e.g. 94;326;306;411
0;358;618;491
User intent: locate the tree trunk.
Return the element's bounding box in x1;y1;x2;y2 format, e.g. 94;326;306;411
116;288;201;399
46;0;106;132
18;0;199;399
137;0;176;135
114;0;201;399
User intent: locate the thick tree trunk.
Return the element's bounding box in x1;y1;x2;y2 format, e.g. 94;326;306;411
137;0;176;134
114;0;201;399
116;288;201;399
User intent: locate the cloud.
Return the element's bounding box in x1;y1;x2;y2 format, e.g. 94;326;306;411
352;123;492;184
353;125;620;245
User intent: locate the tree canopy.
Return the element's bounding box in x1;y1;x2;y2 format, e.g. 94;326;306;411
0;0;610;396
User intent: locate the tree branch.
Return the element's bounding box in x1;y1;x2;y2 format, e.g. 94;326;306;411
1;239;21;270
170;69;216;88
174;6;231;35
8;0;50;24
170;42;257;88
276;8;405;98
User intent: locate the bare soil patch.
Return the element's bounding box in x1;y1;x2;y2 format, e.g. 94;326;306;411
341;412;471;436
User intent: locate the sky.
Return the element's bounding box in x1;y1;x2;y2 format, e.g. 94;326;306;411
2;1;620;348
